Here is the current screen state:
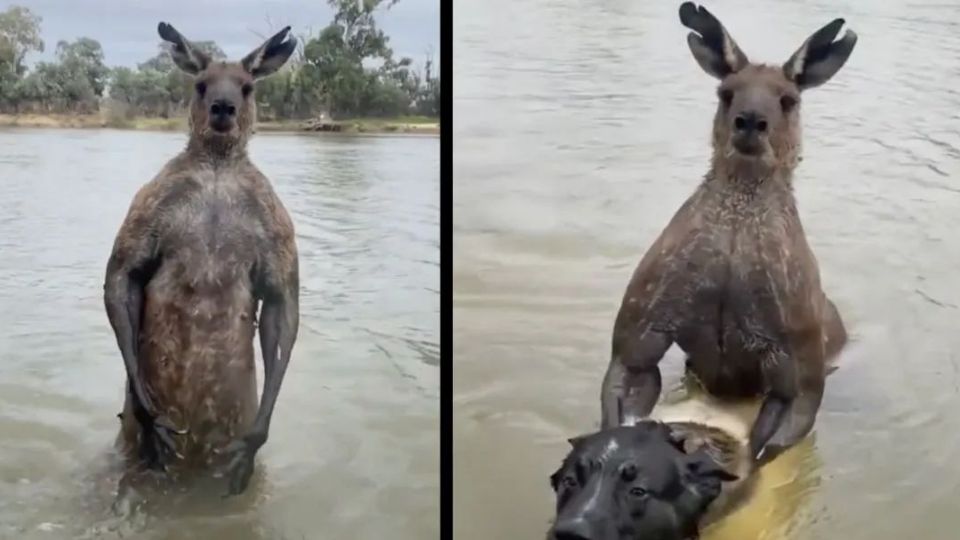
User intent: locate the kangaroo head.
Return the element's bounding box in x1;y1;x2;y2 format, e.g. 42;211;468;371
157;23;296;155
679;2;857;178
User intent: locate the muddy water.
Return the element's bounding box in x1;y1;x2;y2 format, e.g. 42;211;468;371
454;1;960;538
0;129;439;539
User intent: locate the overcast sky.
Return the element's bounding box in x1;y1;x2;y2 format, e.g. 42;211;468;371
3;0;439;69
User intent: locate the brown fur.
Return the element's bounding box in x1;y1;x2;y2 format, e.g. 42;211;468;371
187;63;257;158
663;421;755;523
600;3;856;461
104;24;299;491
111;154;296;465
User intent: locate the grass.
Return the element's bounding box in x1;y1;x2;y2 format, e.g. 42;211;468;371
0;113;439;135
260;115;439;134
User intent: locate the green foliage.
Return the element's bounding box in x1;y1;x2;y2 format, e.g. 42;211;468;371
0;1;440;121
0;5;43;76
296;0;426;118
56;37;108;96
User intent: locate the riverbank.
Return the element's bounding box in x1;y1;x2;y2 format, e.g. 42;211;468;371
0;113;439;135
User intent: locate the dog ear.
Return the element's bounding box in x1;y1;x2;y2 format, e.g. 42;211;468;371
672;447;737;528
552;434;587;490
665;423;691;452
550;467;562;490
549;464;568;491
566;434;589;447
685;448;739;482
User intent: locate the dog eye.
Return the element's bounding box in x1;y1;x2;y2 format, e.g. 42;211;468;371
562;476;578;489
629;486;648;498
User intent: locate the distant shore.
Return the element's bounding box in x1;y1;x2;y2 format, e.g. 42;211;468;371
0;113;439;135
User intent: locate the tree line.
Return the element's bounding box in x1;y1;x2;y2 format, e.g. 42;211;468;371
0;0;439;121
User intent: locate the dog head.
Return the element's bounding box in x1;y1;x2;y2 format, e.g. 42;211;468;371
547;422;738;540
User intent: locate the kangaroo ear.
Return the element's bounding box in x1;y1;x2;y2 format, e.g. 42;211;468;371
679;2;749;79
783;18;857;90
242;25;297;79
157;22;210;75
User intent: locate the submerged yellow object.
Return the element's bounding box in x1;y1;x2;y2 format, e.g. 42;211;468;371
648;391;822;540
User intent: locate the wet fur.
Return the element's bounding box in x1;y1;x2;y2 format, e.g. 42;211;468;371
647;402;756;527
601;3;855;460
113;154;296;466
105;24;298;485
548;407;754;540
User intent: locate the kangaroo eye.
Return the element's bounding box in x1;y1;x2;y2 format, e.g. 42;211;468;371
780;94;798;112
718;89;733;106
242;83;253;97
195;81;207;96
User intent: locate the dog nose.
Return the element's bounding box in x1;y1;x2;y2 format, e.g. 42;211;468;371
552;516;594;540
734;111;767;134
210;99;236;118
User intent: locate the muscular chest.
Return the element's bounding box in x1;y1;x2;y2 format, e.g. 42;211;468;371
688;186;806;278
154;170;268;288
639;187;815;325
164;172;262;244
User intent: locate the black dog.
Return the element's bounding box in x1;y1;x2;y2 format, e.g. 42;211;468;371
548;419;751;540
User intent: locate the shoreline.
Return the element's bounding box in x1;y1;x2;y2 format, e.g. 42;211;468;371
0;113;439;136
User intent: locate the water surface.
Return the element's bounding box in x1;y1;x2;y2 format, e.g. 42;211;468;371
454;1;960;538
0;128;439;539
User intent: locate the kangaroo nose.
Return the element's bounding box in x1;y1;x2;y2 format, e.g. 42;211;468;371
210;99;236;118
552;516;595;540
734;111;767;134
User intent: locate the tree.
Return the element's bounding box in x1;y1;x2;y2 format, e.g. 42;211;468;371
15;62;66;112
56;37;108;97
0;5;43;76
302;0;406;118
0;0;439;120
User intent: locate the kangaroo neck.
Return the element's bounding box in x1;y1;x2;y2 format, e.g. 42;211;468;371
185;137;248;166
708;151;794;192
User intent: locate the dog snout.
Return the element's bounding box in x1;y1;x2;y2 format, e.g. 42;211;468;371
552;516;596;540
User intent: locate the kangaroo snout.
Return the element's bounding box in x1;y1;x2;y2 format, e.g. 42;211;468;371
210;99;236;118
731;109;768;156
734;111;767;134
209;99;236;132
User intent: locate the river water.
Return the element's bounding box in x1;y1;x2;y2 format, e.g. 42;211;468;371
454;1;960;538
0;128;439;539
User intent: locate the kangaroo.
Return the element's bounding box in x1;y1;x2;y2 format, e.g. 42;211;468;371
103;23;299;495
600;3;856;465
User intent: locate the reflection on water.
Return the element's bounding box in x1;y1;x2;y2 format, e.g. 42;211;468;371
0;128;439;539
454;1;960;539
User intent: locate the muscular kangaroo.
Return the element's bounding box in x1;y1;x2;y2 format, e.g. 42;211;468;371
601;3;855;463
104;23;299;495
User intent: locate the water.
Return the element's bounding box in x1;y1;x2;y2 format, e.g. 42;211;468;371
0;128;439;539
453;1;960;538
